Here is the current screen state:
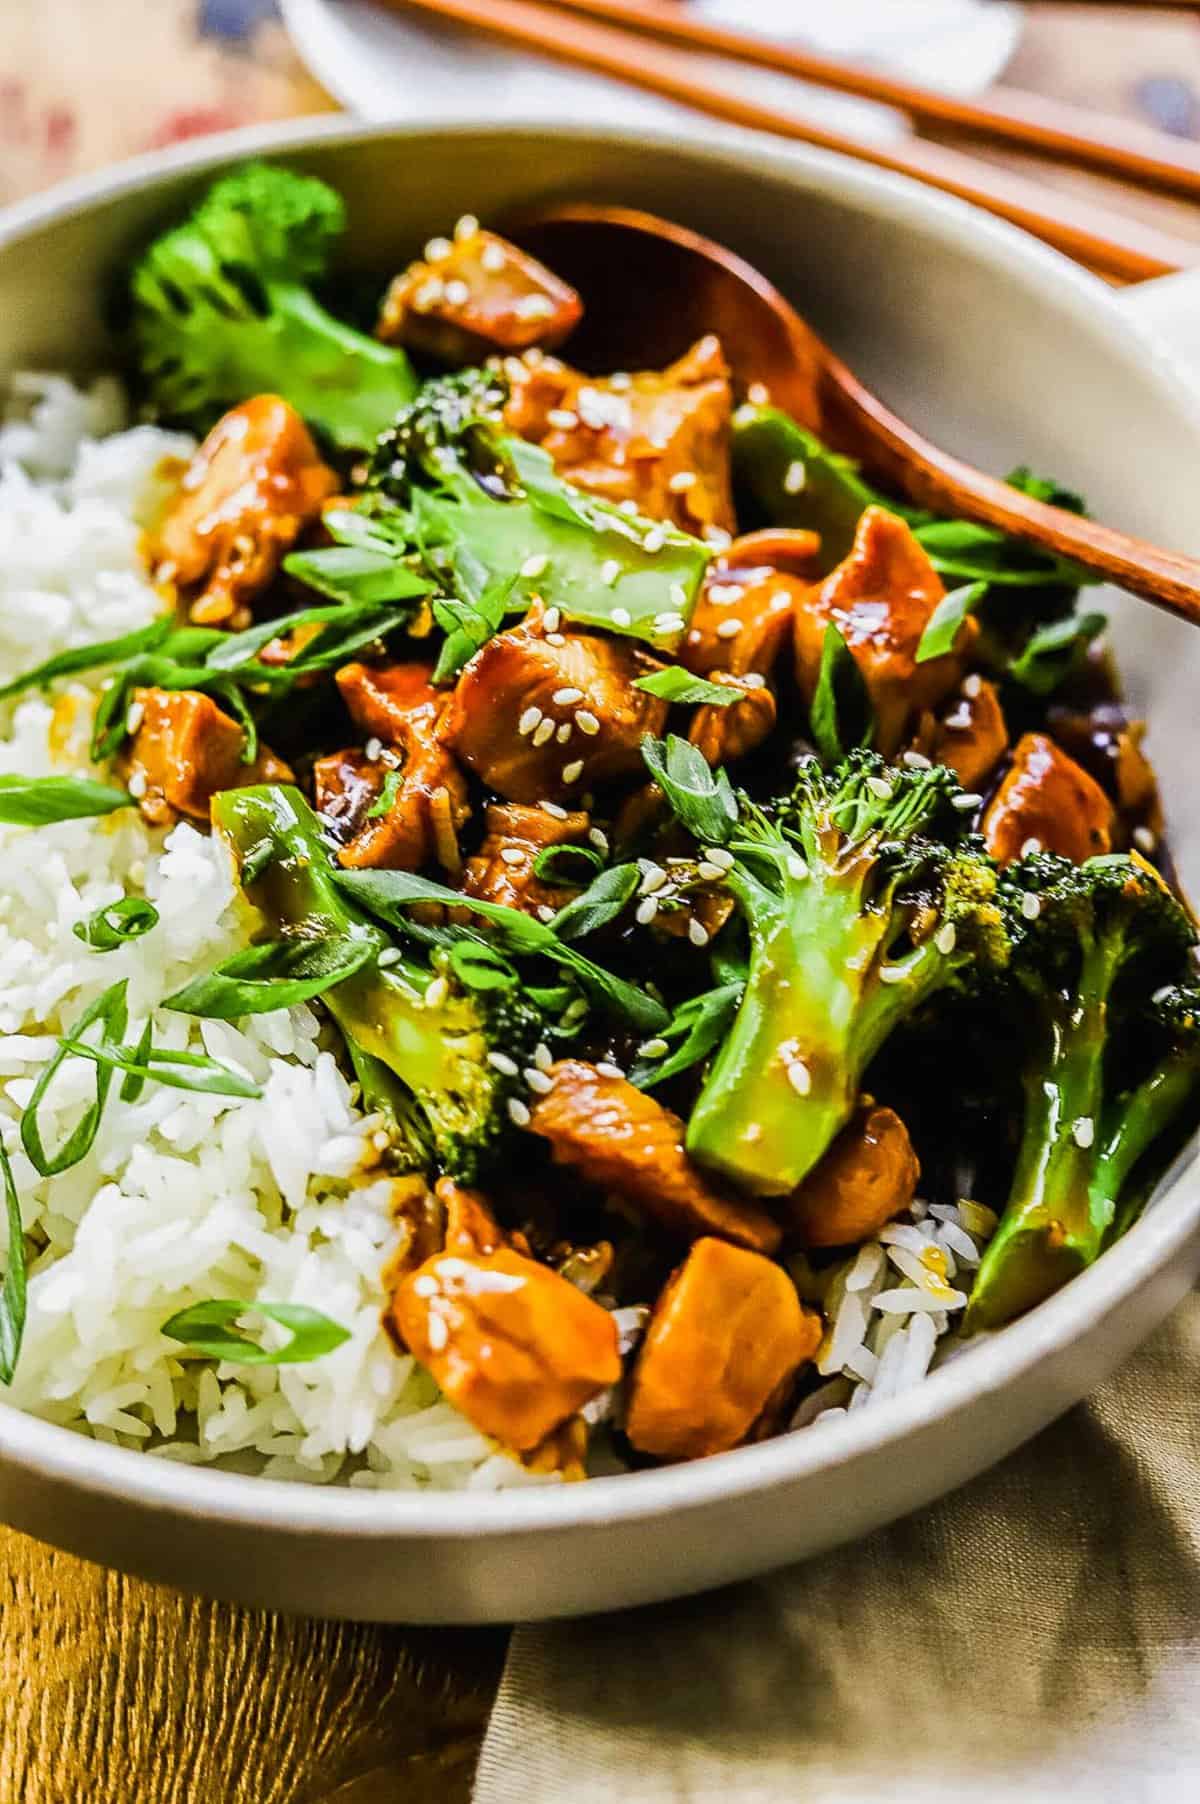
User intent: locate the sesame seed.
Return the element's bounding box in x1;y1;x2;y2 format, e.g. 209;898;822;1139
500;847;526;866
534;1042;553;1070
556;721;573;744
424;976;448;1007
963;674;982;699
640;528;665;555
1021;893;1041;921
454;213;480;241
514;294;555;320
639;1037;670;1058
547;408;579;431
786;1059;812;1096
507;1097;532;1127
488;1051;520;1076
588;828;609;853
520;553;549;578
952;792;983;812
600;559;621;586
481;241;506;272
127;770;148;799
783;459;807;495
902;750;932;770
669;581;688;608
741;672;766;689
1072;1116;1095;1149
696;861;723;881
878;964;907;984
364;735;383;762
935;922;957;955
379;747;402;769
668;471;697;493
553;686;584;705
703;846;735;870
1020;837;1043;857
703;526;732;550
611;607;632;628
542;606;561;632
412;277;445;311
609;372;632;391
427;1312;448;1351
540;799;568;819
562;759;584;784
536;905;555;922
866;775;893;800
618;497;640;515
716;617;743;639
424;235;452;262
444;278;470;307
545;632;567;647
786;855;808;880
377;947;403;969
524;1067;553;1094
124;700;145;734
687;918;710;947
747;382;770;406
654;612;686;635
518;707;542;738
576;710;600;736
532;718;556;747
707;582;744;606
596;1062;625;1080
373;1129;390;1151
635;896;659;925
639;864;667;894
1134;826;1158;854
943;707;972;731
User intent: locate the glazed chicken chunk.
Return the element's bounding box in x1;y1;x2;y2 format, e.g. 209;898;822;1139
982;732;1115;865
504;335;735;537
526;1061;782;1255
626;1238;822;1460
925;675;1009;794
785;1103;920;1248
315;661;470;872
120;687;291;827
154;395;337;629
444;617;668;804
391;1180;621;1453
463;802;592;918
377;224;582;364
794;506;974;756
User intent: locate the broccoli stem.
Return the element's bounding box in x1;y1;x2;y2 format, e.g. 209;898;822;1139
1096;1052;1200;1244
966;941;1118;1333
213;784;469;1129
684;861;946;1196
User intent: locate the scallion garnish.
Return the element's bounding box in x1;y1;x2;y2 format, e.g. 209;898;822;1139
163;934;380;1021
0;1138;27;1386
0;775;134;827
160;1298;351;1366
72;896;160;951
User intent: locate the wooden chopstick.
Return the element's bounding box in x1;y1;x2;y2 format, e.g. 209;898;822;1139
385;0;1199;282
545;0;1200;203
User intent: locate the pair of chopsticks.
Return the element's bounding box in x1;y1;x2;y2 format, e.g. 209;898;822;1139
381;0;1200;284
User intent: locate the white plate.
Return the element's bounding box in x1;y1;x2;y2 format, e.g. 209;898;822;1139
281;0;1023;143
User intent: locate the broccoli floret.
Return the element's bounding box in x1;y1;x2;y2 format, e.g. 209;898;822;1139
646;739;1008;1196
212;784;544;1183
966;853;1197;1331
129;161;417;449
290;370;711;657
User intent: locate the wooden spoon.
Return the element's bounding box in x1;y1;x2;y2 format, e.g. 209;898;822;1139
506;202;1200;628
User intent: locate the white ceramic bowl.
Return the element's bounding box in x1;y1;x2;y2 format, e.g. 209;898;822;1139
1;118;1198;1625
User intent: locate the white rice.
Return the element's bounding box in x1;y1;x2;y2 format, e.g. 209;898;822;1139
0;377;550;1490
790;1196;997;1428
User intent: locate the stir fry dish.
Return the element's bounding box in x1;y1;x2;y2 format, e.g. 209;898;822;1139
0;162;1195;1484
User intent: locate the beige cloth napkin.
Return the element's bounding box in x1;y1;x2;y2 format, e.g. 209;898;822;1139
474;1293;1200;1802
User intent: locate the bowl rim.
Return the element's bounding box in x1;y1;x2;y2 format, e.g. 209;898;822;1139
1;111;1197;1541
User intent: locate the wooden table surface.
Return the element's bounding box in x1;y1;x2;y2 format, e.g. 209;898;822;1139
2;4;1200;1800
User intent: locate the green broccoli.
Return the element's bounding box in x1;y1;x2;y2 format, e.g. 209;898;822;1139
645;738;1008;1196
966;853;1198;1332
291;369;711;662
212;784;545;1183
129;161;417;449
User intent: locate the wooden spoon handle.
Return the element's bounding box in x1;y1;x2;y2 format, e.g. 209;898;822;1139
820;357;1200;627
